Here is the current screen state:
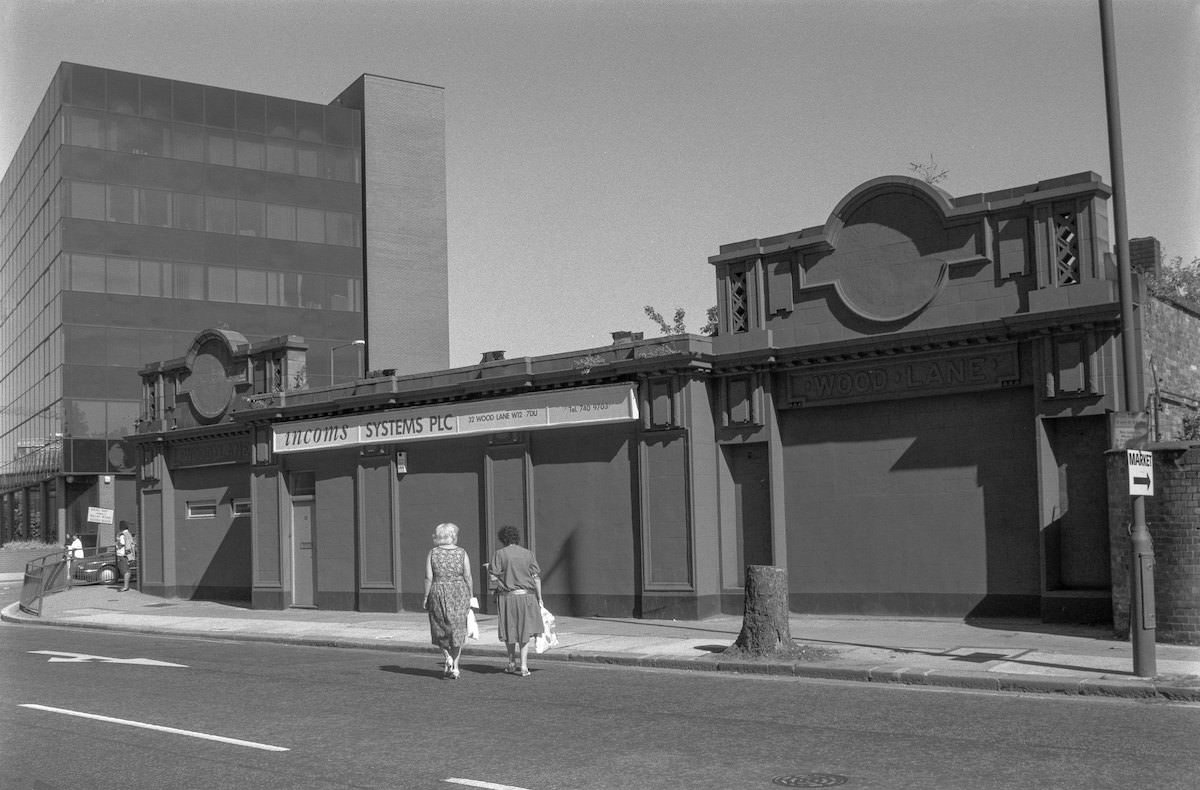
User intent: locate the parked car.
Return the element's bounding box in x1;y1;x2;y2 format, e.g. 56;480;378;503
71;546;137;585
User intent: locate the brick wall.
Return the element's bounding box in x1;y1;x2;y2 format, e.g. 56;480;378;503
1108;445;1200;645
1142;294;1200;440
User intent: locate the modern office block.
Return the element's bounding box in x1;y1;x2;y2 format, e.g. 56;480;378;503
0;63;448;549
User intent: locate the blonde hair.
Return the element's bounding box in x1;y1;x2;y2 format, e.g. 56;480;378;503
432;522;459;546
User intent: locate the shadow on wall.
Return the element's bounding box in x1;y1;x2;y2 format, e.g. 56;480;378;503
191;517;252;602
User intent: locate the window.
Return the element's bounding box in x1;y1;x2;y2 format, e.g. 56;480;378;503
232;498;252;517
325;211;357;246
296;145;321;177
266;204;296;240
172;125;205;162
68;112;107;148
69;254;106;292
209;266;236;302
173;263;205;300
106;257;139;295
236;200;265;237
140;189;171;227
237;268;267;305
187;500;217;519
107;185;136;223
70;182;106;220
236;136;264;170
173;193;204;231
266;141;294;173
139;260;162;297
206;196;236;234
208;133;235;166
296;207;324;243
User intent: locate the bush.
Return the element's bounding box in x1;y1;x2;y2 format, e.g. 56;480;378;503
0;540;60;552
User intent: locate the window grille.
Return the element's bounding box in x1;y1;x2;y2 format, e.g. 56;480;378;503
730;270;749;332
1053;210;1080;285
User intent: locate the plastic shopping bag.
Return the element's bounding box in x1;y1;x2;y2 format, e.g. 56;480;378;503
533;604;559;654
466;596;480;640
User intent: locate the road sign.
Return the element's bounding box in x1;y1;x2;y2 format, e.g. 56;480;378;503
1126;449;1154;496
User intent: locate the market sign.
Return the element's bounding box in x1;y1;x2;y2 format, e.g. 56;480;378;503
272;384;639;454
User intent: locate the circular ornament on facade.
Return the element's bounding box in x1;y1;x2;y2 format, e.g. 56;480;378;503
190;344;234;419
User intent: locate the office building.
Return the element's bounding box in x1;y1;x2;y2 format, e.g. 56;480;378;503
0;63;448;549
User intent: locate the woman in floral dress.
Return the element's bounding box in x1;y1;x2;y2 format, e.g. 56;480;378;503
423;522;473;679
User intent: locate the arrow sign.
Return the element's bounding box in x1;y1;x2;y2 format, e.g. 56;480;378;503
30;650;188;667
1126;449;1154;496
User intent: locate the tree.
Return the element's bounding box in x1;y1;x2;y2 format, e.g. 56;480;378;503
1145;255;1200;307
908;154;949;186
644;305;719;336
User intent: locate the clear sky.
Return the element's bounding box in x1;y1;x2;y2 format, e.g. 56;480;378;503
3;0;1197;368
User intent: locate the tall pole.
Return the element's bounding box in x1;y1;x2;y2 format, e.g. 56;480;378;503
1099;0;1155;677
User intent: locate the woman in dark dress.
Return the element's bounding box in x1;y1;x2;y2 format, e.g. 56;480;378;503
488;525;543;677
423;522;473;679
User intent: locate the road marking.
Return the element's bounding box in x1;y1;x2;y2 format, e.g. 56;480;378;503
29;650;188;667
445;779;534;790
19;705;289;752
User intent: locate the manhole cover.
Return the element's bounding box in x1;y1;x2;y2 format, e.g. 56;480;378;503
772;775;849;787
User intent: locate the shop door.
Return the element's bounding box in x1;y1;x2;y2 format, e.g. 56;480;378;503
727;444;772;587
292;498;315;607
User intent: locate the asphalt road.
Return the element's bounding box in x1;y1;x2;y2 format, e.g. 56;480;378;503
1;597;1198;790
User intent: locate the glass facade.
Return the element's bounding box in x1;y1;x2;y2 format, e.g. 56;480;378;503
1;63;380;544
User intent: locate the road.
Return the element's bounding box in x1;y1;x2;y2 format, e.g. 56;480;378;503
1;589;1198;789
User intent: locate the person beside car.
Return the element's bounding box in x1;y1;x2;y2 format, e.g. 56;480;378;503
116;524;136;592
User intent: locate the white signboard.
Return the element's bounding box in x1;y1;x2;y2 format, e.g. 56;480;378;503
1126;449;1154;496
86;506;114;525
273;383;639;454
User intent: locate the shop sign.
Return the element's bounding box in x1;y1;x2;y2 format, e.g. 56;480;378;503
786;346;1019;407
273;384;639;454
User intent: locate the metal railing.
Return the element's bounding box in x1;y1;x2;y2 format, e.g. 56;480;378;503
18;550;70;616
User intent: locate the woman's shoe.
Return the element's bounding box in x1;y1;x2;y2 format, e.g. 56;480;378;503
505;662;516;675
450;668;461;680
518;668;531;677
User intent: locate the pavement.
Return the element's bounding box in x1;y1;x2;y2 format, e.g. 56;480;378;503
4;573;1199;701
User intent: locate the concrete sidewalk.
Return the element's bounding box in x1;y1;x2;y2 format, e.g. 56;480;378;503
4;577;1199;701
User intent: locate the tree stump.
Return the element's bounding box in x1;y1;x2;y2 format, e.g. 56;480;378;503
725;565;798;658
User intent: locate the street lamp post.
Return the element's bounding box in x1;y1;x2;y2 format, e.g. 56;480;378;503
329;340;365;386
1099;0;1155;677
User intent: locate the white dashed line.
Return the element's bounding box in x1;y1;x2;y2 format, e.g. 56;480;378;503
445;778;534;790
19;704;290;751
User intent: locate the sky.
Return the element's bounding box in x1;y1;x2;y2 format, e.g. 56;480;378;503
2;0;1197;368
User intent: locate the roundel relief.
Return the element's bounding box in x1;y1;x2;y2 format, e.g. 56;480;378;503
189;341;234;419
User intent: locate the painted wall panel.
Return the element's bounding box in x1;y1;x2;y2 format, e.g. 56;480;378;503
781;389;1038;615
359;458;395;586
171;465;251;596
642;433;692;587
531;425;635;607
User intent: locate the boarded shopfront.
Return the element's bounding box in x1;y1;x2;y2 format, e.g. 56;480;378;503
132;171;1193;623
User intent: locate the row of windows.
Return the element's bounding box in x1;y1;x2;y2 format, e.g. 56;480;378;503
68;181;361;247
68;398;139;439
65;65;359;145
67;110;360;182
66;253;362;312
186;499;251;519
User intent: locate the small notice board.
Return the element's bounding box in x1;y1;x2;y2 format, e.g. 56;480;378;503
87;506;114;525
1126;450;1154;496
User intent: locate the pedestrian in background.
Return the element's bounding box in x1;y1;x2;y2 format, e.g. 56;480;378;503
116;522;135;592
488;525;543;677
66;533;83;582
423;522;473;679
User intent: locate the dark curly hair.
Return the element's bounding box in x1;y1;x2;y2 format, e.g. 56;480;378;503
498;525;521;546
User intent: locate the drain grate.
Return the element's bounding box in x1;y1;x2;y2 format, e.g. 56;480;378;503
772;774;849;788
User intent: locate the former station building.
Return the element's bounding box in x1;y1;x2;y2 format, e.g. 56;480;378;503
0;63;447;551
129;171;1200;625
